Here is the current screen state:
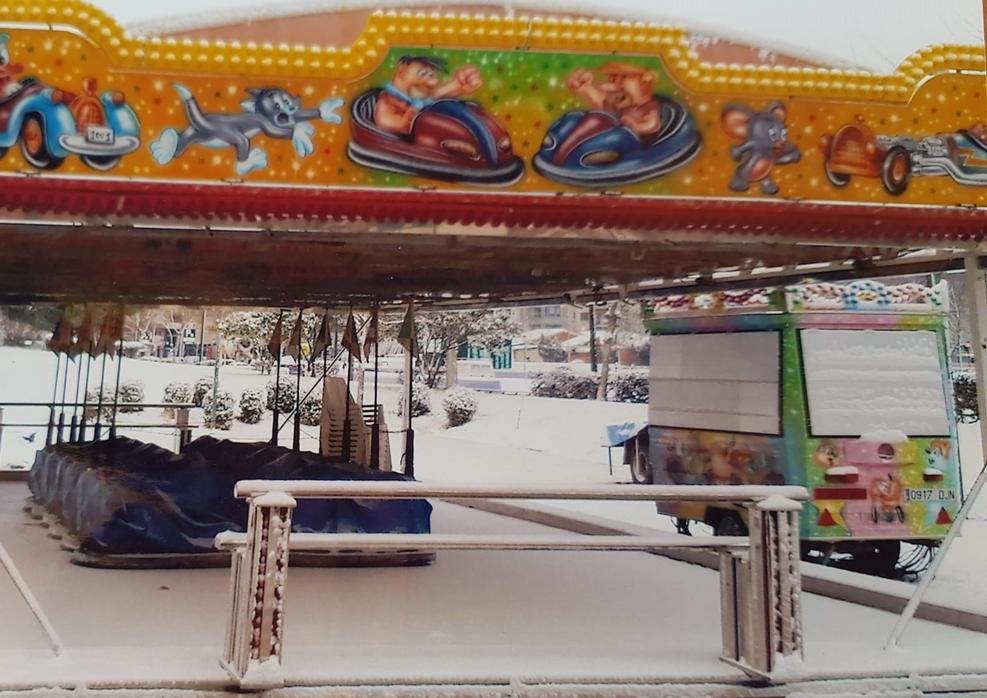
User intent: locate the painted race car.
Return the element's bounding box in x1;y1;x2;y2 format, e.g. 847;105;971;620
346;88;524;185
820;121;987;195
532;95;702;187
0;76;140;171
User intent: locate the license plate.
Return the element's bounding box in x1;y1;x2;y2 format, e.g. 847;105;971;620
85;125;114;145
904;488;957;503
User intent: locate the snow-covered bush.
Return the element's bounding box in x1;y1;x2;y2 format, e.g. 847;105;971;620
84;389;112;421
609;373;648;404
238;388;265;424
300;394;323;426
954;374;978;423
530;368;599;400
266;378;296;413
192;376;213;407
442;388;478;427
397;381;431;417
203;390;235;430
118;379;145;413
163;381;192;407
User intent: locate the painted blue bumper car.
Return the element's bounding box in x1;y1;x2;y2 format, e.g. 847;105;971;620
532;95;702;187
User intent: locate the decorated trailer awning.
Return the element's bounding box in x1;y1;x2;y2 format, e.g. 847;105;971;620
0;1;984;305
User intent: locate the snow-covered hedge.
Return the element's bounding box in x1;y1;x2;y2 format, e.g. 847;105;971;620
954;374;978;423
266;378;296;413
300;394;323;426
608;373;648;404
530;368;599;400
397;381;432;417
163;381;192;407
192;376;213;408
118;379;145;413
84;389;112;422
238;388;265;424
203;390;235;430
442;388;478;427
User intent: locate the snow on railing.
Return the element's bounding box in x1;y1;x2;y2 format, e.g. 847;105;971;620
216;482;809;690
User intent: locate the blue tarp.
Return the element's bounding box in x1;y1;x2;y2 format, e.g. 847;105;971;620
28;437;432;555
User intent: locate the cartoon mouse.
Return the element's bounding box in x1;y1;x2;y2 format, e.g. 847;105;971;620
150;83;343;176
721;101;801;195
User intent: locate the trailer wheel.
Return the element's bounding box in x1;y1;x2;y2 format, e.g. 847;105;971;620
863;540;901;577
630;442;651;484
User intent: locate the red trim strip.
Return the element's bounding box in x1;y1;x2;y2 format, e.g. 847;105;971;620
814;487;869;500
0;177;984;241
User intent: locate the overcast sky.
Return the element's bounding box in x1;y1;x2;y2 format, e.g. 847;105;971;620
89;0;984;72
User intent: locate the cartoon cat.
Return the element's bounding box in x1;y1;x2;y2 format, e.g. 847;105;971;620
150;83;343;176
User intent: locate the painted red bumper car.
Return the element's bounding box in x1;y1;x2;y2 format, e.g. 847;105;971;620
346;88;524;185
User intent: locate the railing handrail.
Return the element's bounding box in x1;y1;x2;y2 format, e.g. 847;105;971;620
233;480;809;503
0;401;195;408
214;531;750;552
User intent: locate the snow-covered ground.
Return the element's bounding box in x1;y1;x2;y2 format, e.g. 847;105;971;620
0;345;986;686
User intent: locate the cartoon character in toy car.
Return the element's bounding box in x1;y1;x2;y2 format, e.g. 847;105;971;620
0;33;140;170
532;62;702;187
346;55;524;185
820;118;987;196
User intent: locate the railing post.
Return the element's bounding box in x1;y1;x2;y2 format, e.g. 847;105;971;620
223;491;296;690
743;495;803;679
173;408;191;452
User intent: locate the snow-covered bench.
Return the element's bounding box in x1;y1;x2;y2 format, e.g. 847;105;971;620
215;481;808;690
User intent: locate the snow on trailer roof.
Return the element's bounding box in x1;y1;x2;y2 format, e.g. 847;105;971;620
643;280;948;318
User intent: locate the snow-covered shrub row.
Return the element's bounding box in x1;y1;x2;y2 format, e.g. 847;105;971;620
192;376;213;408
300;394;323;426
238;388;265;424
203;390;235;430
397;381;432;417
266;378;296;413
530;368;599;400
118;379;145;413
442;388;478;427
608;373;648;404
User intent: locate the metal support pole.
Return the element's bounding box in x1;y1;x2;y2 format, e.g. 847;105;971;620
109;337;123;441
78;354;92;442
69;357;82;442
342;348;353;461
45;353;61;447
371;315;380;470
57;356;69;444
271;311;284;446
94;353;108;441
199;308;207;365
293;309;303;452
886;461;987;648
211;346;221;429
403;350;415;478
963;252;987;455
222;492;295;690
589;305;598;373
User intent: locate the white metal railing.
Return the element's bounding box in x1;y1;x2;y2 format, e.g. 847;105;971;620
215;482;808;690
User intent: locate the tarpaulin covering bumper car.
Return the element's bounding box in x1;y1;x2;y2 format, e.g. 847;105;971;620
27;436;432;567
346;88;525;184
532;95;701;187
